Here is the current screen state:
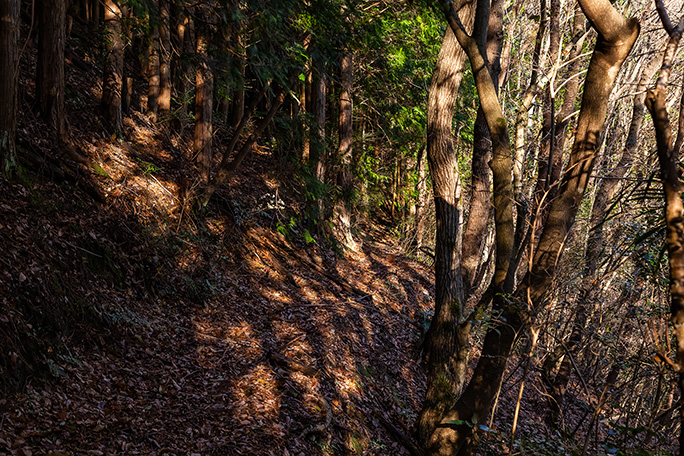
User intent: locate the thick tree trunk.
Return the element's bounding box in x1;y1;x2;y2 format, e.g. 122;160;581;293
37;0;67;141
0;0;19;175
194;16;213;183
461;0;504;296
418;8;474;443
333;51;355;248
101;0;124;134
545;52;660;425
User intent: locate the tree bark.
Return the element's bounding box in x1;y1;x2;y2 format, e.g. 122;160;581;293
101;0;124;134
424;1;639;454
158;0;171;114
461;0;504;296
0;0;19;175
418;15;473;444
147;19;160;116
174;10;194;132
310;55;327;222
194;12;213;183
37;0;67;142
333;51;355;248
645;11;684;453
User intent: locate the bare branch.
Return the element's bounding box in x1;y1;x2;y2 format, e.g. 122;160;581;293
655;0;675;36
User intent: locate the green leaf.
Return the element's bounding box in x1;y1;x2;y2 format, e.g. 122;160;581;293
444;419;473;428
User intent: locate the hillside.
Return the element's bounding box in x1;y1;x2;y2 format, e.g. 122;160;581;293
1;1;682;455
0;54;437;453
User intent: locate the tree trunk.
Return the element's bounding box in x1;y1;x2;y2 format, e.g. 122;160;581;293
147;20;160;116
0;0;19;175
545;51;660;425
461;0;504;296
101;0;123;134
425;1;639;454
174;11;194;132
645;13;684;452
194;14;213;183
418;9;474;442
231;34;246;131
310;55;326;222
158;0;171;114
333;51;355;248
37;0;67;142
415;144;427;250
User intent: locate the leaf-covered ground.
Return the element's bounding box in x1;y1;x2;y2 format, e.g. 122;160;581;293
0;19;677;456
1;131;439;455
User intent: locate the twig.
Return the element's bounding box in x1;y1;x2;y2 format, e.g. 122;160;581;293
375;412;425;456
64;240;104;258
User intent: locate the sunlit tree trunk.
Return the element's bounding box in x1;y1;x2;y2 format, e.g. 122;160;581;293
101;0;123;133
158;0;171;114
544;52;659;425
0;0;19;175
461;0;504;296
418;7;474;442
645;10;684;452
333;51;355;248
194;12;213;183
424;0;639;454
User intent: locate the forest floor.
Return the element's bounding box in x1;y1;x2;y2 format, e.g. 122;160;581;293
0;22;675;456
0;120;652;456
0;37;442;451
0;110;437;455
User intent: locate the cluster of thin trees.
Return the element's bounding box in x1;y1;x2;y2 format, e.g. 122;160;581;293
2;0;684;454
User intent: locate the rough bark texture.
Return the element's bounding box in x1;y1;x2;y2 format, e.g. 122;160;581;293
101;0;124;133
37;0;67;141
194;16;213;183
425;1;639;454
147;22;161;116
333;51;355;248
0;0;19;174
461;0;504;297
524;4;639;308
645;14;684;454
310;56;326;221
418;15;473;444
158;0;171;114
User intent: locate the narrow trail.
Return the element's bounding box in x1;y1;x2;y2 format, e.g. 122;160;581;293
1;165;435;455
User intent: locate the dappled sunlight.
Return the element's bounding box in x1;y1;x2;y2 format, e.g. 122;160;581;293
231;365;283;430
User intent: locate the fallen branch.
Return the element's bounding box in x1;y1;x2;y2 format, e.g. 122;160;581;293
374;411;425;456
